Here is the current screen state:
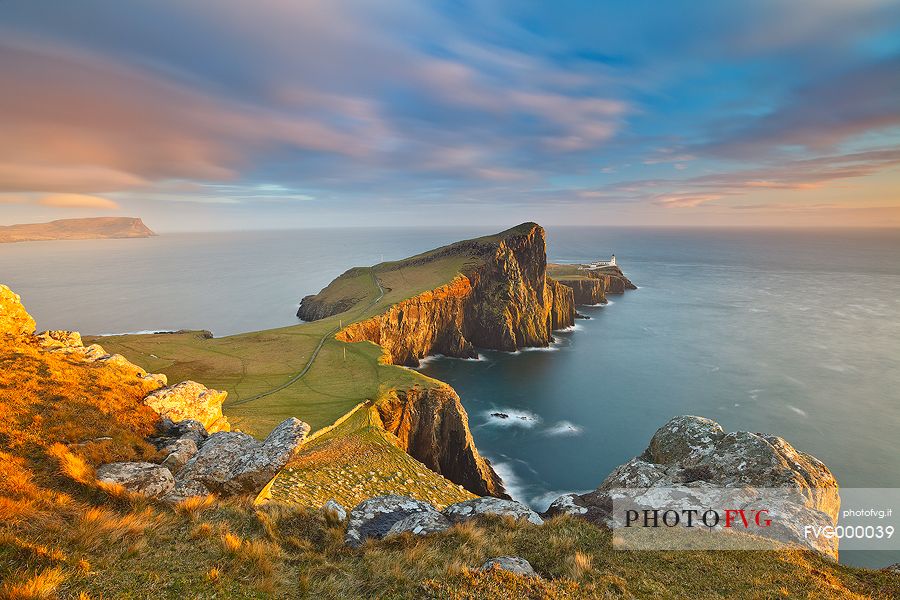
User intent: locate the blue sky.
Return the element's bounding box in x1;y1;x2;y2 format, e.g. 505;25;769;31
1;0;899;230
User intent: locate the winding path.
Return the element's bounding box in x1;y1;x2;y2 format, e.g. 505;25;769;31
229;270;384;407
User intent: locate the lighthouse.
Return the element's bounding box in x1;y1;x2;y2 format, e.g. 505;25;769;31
610;254;616;266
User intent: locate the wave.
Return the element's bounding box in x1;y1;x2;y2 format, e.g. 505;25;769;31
786;405;808;417
414;353;489;368
94;329;179;336
543;420;583;437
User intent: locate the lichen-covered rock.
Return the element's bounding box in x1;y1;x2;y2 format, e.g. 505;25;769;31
96;462;174;498
557;415;841;559
387;511;451;537
323;499;347;522
443;497;543;525
544;493;588;517
160;438;198;473
344;495;438;547
375;383;506;498
154;418;209;447
172;418;309;497
479;556;536;577
0;284;36;337
36;330;83;349
144;380;230;433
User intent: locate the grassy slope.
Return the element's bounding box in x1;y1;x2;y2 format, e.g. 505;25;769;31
547;263;620;281
2;341;896;598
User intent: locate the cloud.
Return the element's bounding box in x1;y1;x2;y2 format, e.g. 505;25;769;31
39;194;120;209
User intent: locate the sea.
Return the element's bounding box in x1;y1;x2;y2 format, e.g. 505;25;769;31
3;226;898;566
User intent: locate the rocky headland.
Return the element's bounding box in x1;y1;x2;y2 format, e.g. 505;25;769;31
0;216;156;243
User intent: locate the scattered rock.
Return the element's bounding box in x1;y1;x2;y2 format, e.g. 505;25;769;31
0;284;36;336
36;330;83;349
387;511;451;537
344;495;439;547
144;380;230;433
544;493;588;517
479;556;536;577
443;497;544;525
154;418;209;447
172;417;309;497
490;412;509;419
322;499;347;522
160;438;198;473
96;462;174;498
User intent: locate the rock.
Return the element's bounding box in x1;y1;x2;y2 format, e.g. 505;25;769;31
557;278;607;306
567;415;840;559
344;495;439;547
387;511;451;537
160;438;198;473
0;285;36;336
883;563;900;575
36;330;83;349
479;556;536;577
144;380;230;433
155;418;209;447
172;417;309;497
491;412;510;419
544;493;588;517
322;499;347;522
375;384;507;499
443;497;543;525
96;462;174;498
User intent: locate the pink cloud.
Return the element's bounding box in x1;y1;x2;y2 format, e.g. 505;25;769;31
38;194;120;209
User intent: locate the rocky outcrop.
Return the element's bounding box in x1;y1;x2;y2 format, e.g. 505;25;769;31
587;266;636;294
374;384;505;498
344;495;439;546
0;284;36;336
387;511;451;537
330;223;575;366
545;416;840;559
36;330;83;348
443;497;543;525
557;278;606;305
323;499;348;522
96;462;175;498
144;381;230;433
170;417;309;498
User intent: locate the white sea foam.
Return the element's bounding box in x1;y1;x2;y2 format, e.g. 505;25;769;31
529;489;592;512
414;353;489;368
483;408;541;428
489;460;526;502
95;329;179;336
543;420;583;437
787;405;808;417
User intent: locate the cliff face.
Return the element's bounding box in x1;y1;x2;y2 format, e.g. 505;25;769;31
336;223;575;366
560;279;606;306
374;384;506;498
588;267;636;294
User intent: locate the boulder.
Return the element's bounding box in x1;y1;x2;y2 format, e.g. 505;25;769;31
323;499;347;522
143;380;230;433
160;438;198;473
171;417;309;497
154;418;209;447
36;330;83;349
387;511;451;537
344;495;439;547
548;415;841;559
96;462;174;498
479;556;536;577
443;497;544;525
0;285;36;336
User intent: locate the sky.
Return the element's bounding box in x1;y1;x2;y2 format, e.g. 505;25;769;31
1;0;899;231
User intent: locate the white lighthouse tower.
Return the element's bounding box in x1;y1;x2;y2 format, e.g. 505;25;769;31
609;254;616;266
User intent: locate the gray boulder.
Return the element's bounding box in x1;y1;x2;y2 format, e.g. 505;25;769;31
160;438;198;473
479;556;536;577
387;511;451;537
322;499;347;522
171;417;309;497
546;415;841;559
96;462;174;498
443;497;544;525
345;495;438;547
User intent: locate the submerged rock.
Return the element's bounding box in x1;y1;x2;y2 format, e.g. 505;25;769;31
144;380;230;433
479;556;537;577
443;497;543;525
0;284;36;337
172;417;309;497
345;495;439;547
96;462;174;498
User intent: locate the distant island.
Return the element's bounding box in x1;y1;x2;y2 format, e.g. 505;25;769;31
0;216;155;243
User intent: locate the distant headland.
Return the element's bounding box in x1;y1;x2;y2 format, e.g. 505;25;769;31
0;216;155;243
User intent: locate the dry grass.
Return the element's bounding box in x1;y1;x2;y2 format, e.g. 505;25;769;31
0;567;66;600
